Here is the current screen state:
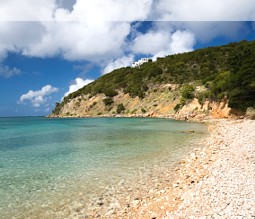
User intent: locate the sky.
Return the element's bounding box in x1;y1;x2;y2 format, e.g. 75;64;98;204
1;0;255;117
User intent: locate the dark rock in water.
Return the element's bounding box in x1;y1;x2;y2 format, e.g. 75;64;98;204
186;130;195;133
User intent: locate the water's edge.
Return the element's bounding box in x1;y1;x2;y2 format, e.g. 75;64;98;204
0;117;208;218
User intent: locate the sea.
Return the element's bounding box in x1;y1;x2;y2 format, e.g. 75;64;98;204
0;117;207;218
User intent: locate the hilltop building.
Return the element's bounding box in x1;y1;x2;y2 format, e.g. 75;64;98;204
131;58;150;68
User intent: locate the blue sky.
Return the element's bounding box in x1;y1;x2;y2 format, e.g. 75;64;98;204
1;1;255;116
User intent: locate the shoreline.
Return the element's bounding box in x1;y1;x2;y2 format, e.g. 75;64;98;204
27;117;254;218
63;119;207;219
120;118;255;218
66;118;254;218
166;118;255;218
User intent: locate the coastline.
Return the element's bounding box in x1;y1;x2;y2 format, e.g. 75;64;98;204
66;118;255;218
166;118;255;218
125;118;255;218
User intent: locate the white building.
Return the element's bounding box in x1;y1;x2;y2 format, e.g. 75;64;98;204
131;58;150;68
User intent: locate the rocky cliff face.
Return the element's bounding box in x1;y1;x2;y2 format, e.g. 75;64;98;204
49;84;234;121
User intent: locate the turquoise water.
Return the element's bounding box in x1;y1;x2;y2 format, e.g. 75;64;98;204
0;117;207;218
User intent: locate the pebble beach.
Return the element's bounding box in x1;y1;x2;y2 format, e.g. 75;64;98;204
69;119;255;218
167;119;255;218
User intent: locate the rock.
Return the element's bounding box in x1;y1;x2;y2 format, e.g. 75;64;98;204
97;202;104;206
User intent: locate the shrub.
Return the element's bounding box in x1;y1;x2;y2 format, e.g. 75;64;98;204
141;108;146;113
174;103;183;112
131;109;137;114
116;103;125;114
52;102;63;115
103;88;118;97
197;92;209;105
103;97;113;106
89;102;97;109
181;84;195;99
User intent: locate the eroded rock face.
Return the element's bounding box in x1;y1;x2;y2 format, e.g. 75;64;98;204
175;98;232;120
50;84;236;120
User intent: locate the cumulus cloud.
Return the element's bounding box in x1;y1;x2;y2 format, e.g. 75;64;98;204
168;30;195;54
19;85;59;107
132;29;195;59
54;0;153;22
0;1;137;63
0;21;47;59
0;64;21;78
0;0;56;22
183;22;251;43
0;0;253;75
64;78;94;97
102;55;134;74
0;21;131;63
153;0;255;21
1;0;255;22
132;31;171;54
0;0;153;22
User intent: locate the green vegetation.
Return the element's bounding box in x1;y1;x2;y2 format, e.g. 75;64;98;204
53;40;255;115
181;84;195;100
141;108;146;113
174;103;183;112
116;103;125;114
103;97;114;106
52;102;64;115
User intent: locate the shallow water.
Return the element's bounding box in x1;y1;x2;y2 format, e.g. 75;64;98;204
0;117;207;218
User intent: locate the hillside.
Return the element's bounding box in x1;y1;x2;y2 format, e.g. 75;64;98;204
50;40;255;119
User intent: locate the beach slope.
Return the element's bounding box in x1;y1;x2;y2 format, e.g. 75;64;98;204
166;119;255;218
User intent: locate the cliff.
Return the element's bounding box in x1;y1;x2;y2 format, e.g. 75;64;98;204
50;83;233;120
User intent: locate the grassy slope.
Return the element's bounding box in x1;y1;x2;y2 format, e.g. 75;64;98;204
52;40;255;116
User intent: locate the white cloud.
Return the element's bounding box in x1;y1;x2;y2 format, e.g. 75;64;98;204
0;0;253;74
0;21;131;63
132;29;195;60
0;64;21;78
0;0;153;22
152;30;195;60
169;30;195;54
1;0;255;22
0;0;56;22
132;31;171;55
64;78;94;97
0;21;46;59
183;22;250;43
54;0;153;22
103;55;134;74
19;85;59;107
153;0;255;21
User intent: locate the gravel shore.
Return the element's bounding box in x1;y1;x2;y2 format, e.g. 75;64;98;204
166;119;255;218
116;119;255;218
69;119;255;218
